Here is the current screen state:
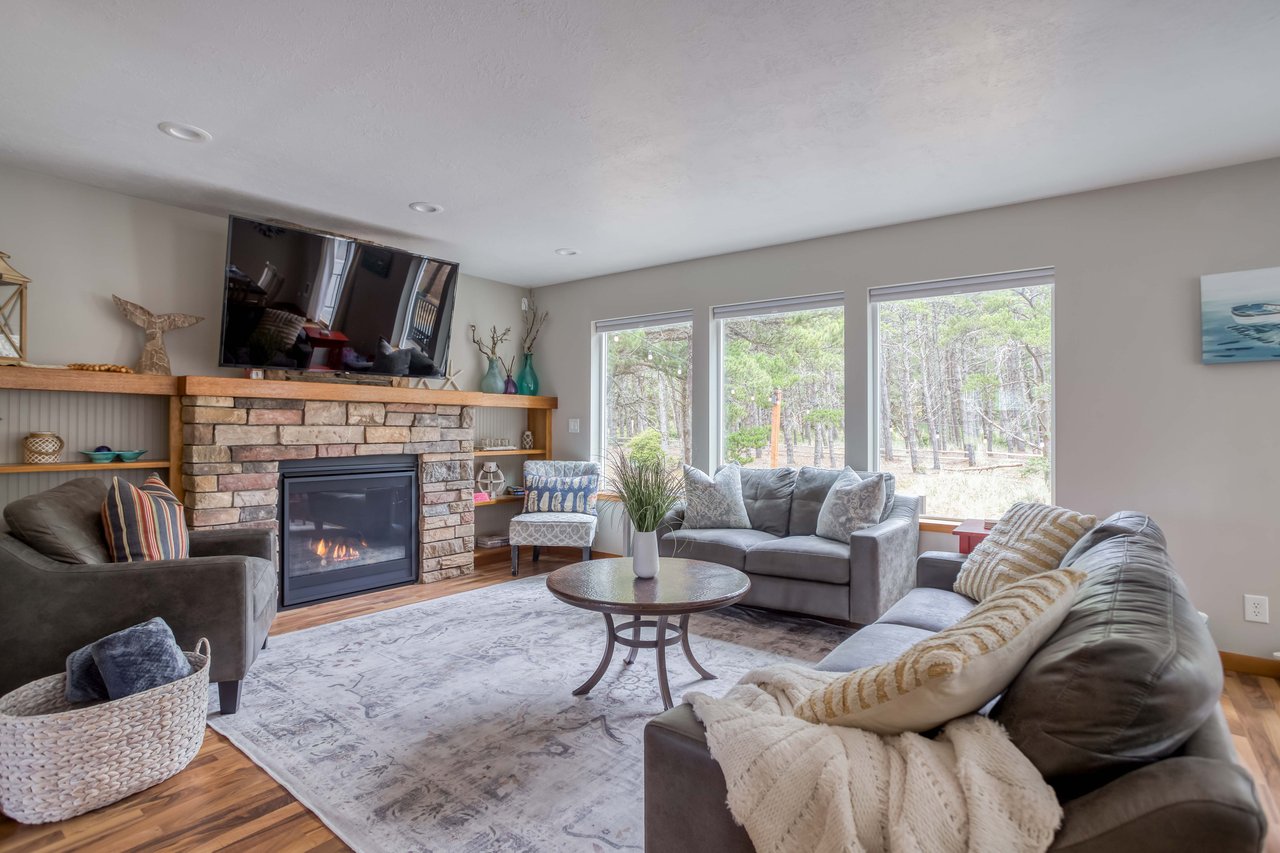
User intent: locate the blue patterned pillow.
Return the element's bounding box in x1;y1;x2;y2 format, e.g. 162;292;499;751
523;474;599;515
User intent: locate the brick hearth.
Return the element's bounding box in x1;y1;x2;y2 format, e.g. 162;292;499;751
180;395;475;583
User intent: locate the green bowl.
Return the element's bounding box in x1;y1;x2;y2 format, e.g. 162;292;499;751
115;450;148;462
80;451;117;464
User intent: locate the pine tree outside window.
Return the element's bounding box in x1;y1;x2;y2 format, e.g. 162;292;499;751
713;294;845;470
871;269;1054;520
594;311;694;480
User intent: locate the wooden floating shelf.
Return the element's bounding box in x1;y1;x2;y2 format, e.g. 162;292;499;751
180;376;557;409
0;368;557;408
0;366;178;396
473;448;547;458
0;460;172;475
474;495;523;507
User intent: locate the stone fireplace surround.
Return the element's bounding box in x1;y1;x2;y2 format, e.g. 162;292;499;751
180;394;475;584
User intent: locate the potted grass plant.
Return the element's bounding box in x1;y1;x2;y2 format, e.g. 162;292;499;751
607;449;683;579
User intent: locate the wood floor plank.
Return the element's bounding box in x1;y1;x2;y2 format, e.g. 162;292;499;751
3;556;1279;851
1228;675;1280;806
0;556;567;853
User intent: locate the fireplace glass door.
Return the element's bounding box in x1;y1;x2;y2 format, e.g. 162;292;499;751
281;468;417;606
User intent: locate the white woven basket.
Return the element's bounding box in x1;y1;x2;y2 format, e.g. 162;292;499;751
0;638;211;824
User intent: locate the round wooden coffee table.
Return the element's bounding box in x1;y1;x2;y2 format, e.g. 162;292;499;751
546;557;751;709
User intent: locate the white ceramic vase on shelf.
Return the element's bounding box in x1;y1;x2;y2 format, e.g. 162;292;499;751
632;529;660;579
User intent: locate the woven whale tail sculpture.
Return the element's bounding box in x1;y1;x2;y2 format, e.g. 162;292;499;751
112;295;203;376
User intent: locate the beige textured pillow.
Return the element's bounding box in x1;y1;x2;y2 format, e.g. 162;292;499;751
953;502;1096;601
794;568;1085;734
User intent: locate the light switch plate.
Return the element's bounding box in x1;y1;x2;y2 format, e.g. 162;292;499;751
568;418;580;434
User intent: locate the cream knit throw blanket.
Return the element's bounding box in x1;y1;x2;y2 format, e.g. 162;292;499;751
686;664;1061;853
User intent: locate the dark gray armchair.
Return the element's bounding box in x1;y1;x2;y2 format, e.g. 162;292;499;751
0;478;277;714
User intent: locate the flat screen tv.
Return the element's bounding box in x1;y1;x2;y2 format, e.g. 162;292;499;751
219;215;458;377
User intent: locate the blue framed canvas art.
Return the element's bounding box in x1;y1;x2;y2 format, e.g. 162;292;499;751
1201;266;1280;364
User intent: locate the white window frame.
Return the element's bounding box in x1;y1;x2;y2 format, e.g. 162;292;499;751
868;267;1056;518
710;292;845;468
591;310;695;468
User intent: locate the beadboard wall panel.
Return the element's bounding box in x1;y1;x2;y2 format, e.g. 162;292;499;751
472;407;527;449
0;390;169;505
472;407;530;537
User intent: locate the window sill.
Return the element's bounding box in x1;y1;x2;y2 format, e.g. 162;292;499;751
598;500;980;535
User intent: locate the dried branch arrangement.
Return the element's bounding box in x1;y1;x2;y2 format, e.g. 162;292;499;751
522;295;549;353
470;324;512;360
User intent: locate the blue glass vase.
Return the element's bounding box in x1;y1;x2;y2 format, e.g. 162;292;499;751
516;352;539;395
480;357;505;394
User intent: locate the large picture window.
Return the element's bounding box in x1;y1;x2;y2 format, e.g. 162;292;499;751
715;294;844;469
596;311;693;473
872;269;1054;520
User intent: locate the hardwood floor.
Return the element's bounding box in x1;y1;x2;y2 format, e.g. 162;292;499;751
4;554;1280;852
0;549;567;853
1225;672;1280;853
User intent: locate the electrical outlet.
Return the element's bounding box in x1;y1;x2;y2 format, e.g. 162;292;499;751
1244;594;1269;623
568;418;580;434
521;297;528;311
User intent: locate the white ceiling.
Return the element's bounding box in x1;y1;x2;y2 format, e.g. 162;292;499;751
2;1;1279;287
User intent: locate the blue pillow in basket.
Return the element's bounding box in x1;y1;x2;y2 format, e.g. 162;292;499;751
523;474;599;515
65;617;192;702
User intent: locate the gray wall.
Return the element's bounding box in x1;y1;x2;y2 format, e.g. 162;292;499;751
0;163;527;382
0;163;529;506
534;157;1280;658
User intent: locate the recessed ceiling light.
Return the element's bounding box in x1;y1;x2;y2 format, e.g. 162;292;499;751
409;202;444;214
157;121;212;142
554;248;580;256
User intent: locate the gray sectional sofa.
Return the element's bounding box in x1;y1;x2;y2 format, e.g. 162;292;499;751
645;512;1267;852
656;466;922;624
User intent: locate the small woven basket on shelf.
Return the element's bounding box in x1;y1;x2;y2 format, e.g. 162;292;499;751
21;432;64;465
0;638;211;824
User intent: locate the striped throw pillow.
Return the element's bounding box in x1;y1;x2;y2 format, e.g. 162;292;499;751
795;568;1085;733
102;474;189;562
523;474;599;515
953;502;1096;601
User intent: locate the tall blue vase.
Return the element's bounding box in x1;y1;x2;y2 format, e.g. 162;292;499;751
480;357;505;394
516;352;539;395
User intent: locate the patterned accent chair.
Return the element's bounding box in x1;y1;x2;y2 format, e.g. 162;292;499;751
509;460;601;576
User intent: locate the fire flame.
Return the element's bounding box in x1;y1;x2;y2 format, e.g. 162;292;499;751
313;536;365;563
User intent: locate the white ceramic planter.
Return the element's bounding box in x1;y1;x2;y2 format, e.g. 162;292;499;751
632;529;660;578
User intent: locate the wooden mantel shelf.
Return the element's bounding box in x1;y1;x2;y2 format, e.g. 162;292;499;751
0;367;556;409
0;366;178;396
0;367;557;504
180;376;557;409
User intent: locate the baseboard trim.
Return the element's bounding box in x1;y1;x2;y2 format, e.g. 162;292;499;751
1221;651;1280;677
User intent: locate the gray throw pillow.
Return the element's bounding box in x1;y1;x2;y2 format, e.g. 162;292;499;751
815;469;886;542
878;473;897;523
682;464;751;529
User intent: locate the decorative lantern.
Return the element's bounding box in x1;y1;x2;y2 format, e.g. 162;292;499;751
0;252;30;364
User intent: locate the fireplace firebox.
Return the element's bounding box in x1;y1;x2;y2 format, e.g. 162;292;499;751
278;455;418;606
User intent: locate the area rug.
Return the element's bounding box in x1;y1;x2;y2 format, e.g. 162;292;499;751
208;576;850;852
